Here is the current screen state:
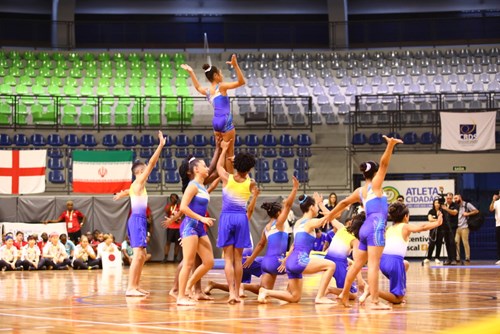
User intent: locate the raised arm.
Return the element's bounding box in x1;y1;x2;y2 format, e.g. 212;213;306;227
371;135;403;193
314;192;330;216
246;186;261;220
404;211;443;238
275;177;300;228
181;64;207;95
134;131;166;185
216;140;231;185
207;177;221;194
205;135;222;184
219;54;246;92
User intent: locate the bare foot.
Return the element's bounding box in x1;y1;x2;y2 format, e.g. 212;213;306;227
177;297;196;306
359;285;370;303
125;289;146;297
315;296;336;304
169;288;178;298
193;291;214;301
239;286;247;298
340;295;351;308
203;281;215;295
368;301;392;310
137;288;150;295
257;288;268;304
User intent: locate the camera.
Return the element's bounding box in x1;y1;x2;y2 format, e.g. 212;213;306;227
437;186;445;205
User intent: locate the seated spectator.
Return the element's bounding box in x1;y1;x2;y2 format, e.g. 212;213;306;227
60;234;76;260
121;236;134;266
19;235;41;270
97;233;119;268
13;231;27;251
91;230;103;252
0;235;21;271
73;236;100;270
37;232;49;251
42;232;71;270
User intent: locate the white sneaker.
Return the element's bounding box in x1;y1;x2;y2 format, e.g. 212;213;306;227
423;259;430;264
435;259;442;265
495;260;500;265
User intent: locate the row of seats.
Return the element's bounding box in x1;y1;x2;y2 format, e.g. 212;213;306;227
47;169;182;185
352;132;437;146
0;133;313;148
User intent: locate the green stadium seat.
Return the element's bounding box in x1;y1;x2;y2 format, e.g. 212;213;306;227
98;53;110;62
145;86;159;97
86;67;98;78
56;59;68;70
31;85;45;95
0;102;11;125
97;85;111;96
70;67;82;78
32;104;56;124
114;104;129;126
47;84;61;95
61;104;77;125
80;85;94;96
15;84;29;95
99;105;112;125
82;53;95;62
143;53;155;62
147;103;161;126
79;104;95;126
39;67;52;78
38;52;50;61
63;85;77;96
52;53;65;61
24;67;37;78
35;77;49;87
131;102;143;126
16;104;29;125
128;86;142;97
51;77;63;87
37;97;53;106
67;52;80;63
161;85;173;96
4;75;16;86
0;84;12;94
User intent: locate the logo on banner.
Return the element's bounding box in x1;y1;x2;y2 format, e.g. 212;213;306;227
459;124;477;142
383;186;400;203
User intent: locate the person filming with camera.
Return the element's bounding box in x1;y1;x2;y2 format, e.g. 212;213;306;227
437;188;459;265
423;199;446;265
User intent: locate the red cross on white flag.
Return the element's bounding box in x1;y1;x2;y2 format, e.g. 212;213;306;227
0;150;47;194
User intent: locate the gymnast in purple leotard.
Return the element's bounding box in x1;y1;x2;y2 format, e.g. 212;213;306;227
321;135;403;309
181;54;245;174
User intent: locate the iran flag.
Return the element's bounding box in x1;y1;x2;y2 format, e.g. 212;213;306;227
0;150;47;194
73;150;133;193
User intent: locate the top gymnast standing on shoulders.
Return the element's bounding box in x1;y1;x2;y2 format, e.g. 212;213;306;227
181;54;245;173
320;135;403;310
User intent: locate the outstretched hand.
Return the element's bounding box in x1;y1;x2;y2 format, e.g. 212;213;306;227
221;139;232;150
226;54;238;67
277;257;287;273
158;131;166;147
313;192;323;204
242;256;253;269
200;217;216;227
383;135;404;145
180;64;193;72
292;175;299;189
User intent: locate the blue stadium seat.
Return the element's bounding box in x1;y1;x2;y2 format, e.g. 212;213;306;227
368;133;384;145
192;147;206;158
48;148;64;158
140;148;153;158
351;133;367;145
294;158;309;170
49;170;65;184
64;134;80;147
294;169;309;183
297;133;312;146
175;134;190;147
235;135;243;147
262;147;277;157
162;158;177;171
175;148;190;158
296;147;312;157
280;134;294;146
273;158;288;171
81;134;97;147
31;134;46;147
255;158;270;171
161;148;173;158
145;159;160;171
209;135;216;147
0;134;12;146
245;134;259;147
279;147;294;158
192;134;208;147
255;171;271;183
66;157;72;169
165;170;180;183
122;134;138;147
164;134;173;146
147;170;162;184
14;134;29;146
47;134;63;147
273;170;289;183
140;134;155;147
403;132;418;145
48;157;64;170
420;132;436;145
262;134;277;147
102;134;118;147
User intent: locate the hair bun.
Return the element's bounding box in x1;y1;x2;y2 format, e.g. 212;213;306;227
202;64;211;71
360;162;367;172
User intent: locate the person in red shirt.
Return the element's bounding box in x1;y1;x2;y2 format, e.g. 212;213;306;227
164;194;181;263
44;200;87;243
37;232;48;252
13;231;27;250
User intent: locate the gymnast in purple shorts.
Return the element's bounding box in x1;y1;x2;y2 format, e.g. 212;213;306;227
321;135;403;309
176;157;216;306
257;194;336;304
182;54;245;174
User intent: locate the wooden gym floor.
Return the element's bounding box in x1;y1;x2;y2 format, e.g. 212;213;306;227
0;261;499;333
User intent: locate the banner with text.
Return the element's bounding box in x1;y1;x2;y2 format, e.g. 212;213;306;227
440;111;496;151
382;179;455;216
